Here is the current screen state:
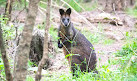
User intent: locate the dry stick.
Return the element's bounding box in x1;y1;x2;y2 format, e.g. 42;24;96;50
12;8;25;22
38;7;59;27
0;22;13;81
35;0;51;81
73;0;85;11
52;1;66;9
12;0;27;22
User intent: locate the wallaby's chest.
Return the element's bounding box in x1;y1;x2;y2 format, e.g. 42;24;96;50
59;27;74;41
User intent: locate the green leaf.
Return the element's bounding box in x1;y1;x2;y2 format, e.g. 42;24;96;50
65;54;80;58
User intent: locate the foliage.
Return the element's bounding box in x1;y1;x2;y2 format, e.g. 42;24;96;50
80;1;98;11
49;25;58;41
0;54;6;81
81;29;103;44
42;64;137;81
0;0;6;7
12;0;29;10
115;36;137;77
63;0;82;12
81;29;114;45
0;15;16;40
26;76;35;81
116;38;137;57
126;8;137;18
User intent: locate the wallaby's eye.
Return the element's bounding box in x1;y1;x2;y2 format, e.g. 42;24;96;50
67;18;69;21
62;18;65;22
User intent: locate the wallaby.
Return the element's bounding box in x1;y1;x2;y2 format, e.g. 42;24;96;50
58;8;98;76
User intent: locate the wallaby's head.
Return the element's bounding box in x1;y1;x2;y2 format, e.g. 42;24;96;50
59;8;71;27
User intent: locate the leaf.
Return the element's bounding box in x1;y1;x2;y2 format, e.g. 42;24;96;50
65;54;80;58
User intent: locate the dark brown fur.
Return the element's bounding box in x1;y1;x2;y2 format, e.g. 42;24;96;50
58;8;98;76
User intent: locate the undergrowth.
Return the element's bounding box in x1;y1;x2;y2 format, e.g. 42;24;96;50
126;8;137;18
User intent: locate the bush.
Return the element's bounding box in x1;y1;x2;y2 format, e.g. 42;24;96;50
115;38;137;77
116;38;137;57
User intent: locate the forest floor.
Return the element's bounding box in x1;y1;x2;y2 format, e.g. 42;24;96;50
1;7;136;80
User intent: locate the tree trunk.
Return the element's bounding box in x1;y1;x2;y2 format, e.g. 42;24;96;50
5;0;13;20
35;0;51;81
0;22;13;81
13;0;40;81
99;0;136;12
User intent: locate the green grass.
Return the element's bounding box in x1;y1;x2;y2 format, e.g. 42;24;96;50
55;0;97;12
37;27;137;81
12;0;29;10
81;29;103;44
126;8;137;18
80;1;98;11
49;25;58;41
63;0;82;12
81;29;115;45
103;39;115;45
0;15;16;40
0;54;6;81
26;76;35;81
36;63;137;81
115;37;137;78
0;0;6;8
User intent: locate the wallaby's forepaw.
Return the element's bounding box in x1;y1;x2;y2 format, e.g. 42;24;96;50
58;44;63;48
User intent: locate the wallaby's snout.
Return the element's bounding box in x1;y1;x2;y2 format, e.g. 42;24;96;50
62;17;70;27
59;8;71;27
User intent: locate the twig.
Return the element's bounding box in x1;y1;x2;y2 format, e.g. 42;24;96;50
73;0;85;11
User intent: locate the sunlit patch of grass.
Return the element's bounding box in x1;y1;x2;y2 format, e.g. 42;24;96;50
115;37;137;77
80;1;98;11
126;8;137;18
42;63;137;81
26;76;35;81
103;39;115;45
81;29;103;44
49;25;58;41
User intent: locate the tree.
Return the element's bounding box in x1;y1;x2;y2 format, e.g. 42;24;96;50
0;20;13;81
98;0;136;12
5;0;13;20
35;0;51;80
14;0;40;80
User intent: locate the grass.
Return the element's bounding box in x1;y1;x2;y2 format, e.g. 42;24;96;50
82;29;103;44
26;76;35;81
37;24;137;81
81;29;115;45
126;8;137;18
79;1;98;11
0;54;6;81
0;0;6;7
103;39;115;45
55;0;97;12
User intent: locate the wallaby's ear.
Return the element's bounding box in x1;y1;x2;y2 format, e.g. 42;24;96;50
66;8;71;15
59;9;64;16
